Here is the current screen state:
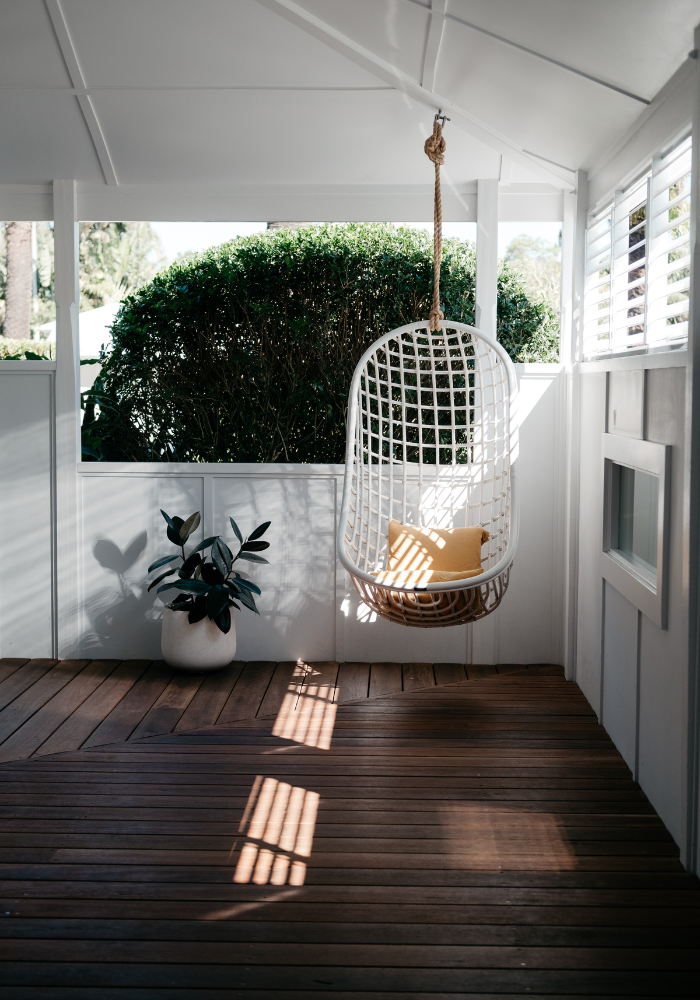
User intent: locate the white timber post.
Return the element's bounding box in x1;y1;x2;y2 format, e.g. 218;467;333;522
475;178;499;339
562;172;588;681
472;177;499;665
53;180;81;657
685;27;700;876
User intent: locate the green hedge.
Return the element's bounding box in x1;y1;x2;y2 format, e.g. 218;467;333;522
83;224;558;463
0;339;54;360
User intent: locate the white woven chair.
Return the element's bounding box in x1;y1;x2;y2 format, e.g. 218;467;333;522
337;320;519;627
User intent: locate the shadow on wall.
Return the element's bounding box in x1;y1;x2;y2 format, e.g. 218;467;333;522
75;530;161;657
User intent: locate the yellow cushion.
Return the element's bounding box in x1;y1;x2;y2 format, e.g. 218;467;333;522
388;520;489;574
373;568;484;586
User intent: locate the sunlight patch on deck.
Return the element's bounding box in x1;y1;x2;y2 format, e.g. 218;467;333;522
271;660;337;750
439;802;577;870
233;775;319;886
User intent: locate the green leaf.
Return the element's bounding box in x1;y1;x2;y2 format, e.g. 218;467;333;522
179;511;201;541
179;551;202;579
160;509;177;530
241;540;270;552
248;520;271;541
148;554;180;573
161;510;185;546
229;516;243;544
147;568;177;591
236;551;269;564
188;603;208;624
211;539;227;578
80;358;100;366
236;588;259;614
214;604;232;634
158;579;209;595
206;584;230;621
169;593;192;609
216;537;233;574
191;536;217;554
231;577;261;596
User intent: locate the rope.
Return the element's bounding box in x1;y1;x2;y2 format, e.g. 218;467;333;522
424;115;447;331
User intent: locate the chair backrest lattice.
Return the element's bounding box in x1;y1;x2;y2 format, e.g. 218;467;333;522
342;321;515;582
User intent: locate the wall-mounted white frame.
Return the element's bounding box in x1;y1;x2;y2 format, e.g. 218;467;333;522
601;432;671;628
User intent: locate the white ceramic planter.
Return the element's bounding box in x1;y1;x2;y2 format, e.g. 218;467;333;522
161;607;236;672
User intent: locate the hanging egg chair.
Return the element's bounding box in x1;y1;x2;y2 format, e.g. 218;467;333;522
336;115;519;627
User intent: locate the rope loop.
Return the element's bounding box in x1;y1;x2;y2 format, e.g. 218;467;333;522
424;114;448;331
423;118;446;165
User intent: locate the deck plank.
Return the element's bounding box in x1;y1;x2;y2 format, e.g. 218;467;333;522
0;671;698;995
402;662;436;692
0;659;58;713
0;661;87;745
369;662;403;698
83;661;173;748
35;660;152;757
433;662;467;685
335;663;370;703
0;660;121;763
129;673;205;741
256;661;301;719
217;661;276;724
174;662;245;732
467;664;499;679
0;659;29;687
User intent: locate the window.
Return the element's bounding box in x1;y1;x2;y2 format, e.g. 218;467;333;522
602;434;671;628
584;134;691;358
647;135;691;347
0;221;55;359
611;463;659;585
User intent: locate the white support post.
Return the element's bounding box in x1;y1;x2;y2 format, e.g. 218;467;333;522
684;27;700;876
473;178;499;664
562;171;588;681
475;179;499;339
53;180;81;658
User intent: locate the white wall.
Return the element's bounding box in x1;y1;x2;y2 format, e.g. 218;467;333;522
0;363;565;666
575;355;689;858
0;363;55;658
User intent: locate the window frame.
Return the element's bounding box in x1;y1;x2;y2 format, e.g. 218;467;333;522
583;132;692;360
601;432;672;628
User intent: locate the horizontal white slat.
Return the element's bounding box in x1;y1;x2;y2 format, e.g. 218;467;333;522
583;132;692;358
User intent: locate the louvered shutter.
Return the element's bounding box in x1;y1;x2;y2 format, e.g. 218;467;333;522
647;135;691;347
583;132;691;359
583;208;613;357
610;177;649;352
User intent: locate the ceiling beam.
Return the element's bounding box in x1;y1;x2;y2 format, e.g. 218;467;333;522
421;0;445;93
44;0;118;186
404;0;650;105
255;0;575;189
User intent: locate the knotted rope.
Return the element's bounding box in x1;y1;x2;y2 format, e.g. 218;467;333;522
424;114;448;331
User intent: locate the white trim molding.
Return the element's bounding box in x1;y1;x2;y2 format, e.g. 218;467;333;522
601;433;672;629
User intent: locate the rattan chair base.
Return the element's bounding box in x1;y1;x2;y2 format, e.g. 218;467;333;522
352;567;510;627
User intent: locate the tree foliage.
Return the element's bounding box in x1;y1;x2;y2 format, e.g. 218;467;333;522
0;221;164;338
83;223;558;463
504;233;562;318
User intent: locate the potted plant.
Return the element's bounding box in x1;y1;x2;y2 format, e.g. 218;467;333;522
148;509;271;671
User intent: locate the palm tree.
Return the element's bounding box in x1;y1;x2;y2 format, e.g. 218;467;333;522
3;221;32;338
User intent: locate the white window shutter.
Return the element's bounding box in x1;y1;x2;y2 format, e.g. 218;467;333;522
583;131;691;359
647;136;691;347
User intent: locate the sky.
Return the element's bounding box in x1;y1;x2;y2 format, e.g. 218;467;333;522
149;220;563;264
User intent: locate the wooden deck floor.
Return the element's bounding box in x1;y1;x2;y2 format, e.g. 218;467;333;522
0;668;698;996
0;657;532;763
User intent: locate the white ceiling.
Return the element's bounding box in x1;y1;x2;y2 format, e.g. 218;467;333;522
0;0;698;200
